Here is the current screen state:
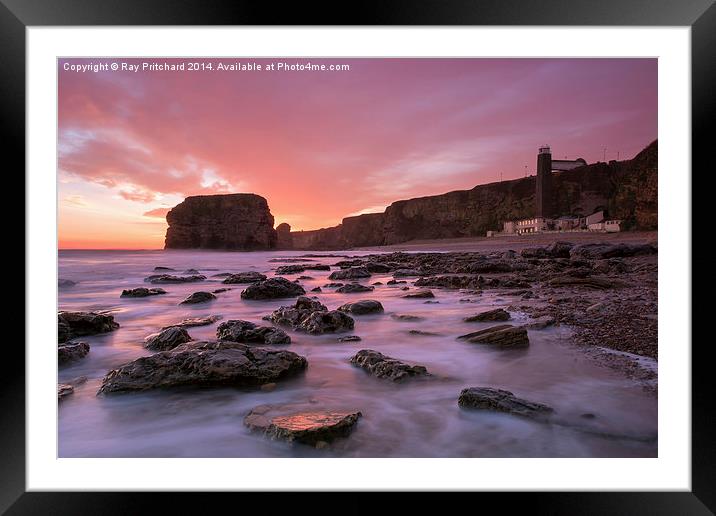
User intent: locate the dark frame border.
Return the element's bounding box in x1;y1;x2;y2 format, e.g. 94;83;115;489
6;0;711;513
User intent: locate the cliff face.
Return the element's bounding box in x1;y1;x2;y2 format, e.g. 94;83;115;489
165;194;277;250
290;140;657;249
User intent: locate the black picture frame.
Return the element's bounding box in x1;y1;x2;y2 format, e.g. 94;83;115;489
5;0;710;513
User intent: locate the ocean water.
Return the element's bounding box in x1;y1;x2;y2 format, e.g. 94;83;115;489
57;249;657;458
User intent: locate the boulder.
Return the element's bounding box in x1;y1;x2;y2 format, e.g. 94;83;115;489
298;311;355;334
121;287;167;298
244;405;362;445
145;274;206;284
240;277;306;300
179;291;217;304
403;290;434;299
336;283;374;294
386;279;407;285
365;262;391;273
264;297;328;328
338;335;362;342
328;267;371;280
153;266;175;271
458;387;553;420
217;320;291;344
144;327;192;351
58;311;119;343
350;349;429;382
310;287;323;293
222;272;267;284
275;264;306;275
97;341;307;394
164;193;278;250
337;300;384;315
58;279;76;288
58;341;90;364
464;308;510;322
545;241;574;258
458;325;529;348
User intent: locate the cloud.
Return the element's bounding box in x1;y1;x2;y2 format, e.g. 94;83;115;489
143;207;171;218
118;187;157;203
63;194;88;208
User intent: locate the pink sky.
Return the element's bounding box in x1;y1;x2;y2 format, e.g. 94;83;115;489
58;58;657;249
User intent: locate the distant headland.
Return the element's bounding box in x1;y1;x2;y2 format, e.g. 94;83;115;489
164;140;657;251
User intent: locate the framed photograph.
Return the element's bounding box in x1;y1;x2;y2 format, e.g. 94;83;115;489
8;0;710;512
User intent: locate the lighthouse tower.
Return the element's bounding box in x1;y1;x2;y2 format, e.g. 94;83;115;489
535;145;553;218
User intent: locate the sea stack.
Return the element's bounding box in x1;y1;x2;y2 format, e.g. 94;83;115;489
164;193;277;250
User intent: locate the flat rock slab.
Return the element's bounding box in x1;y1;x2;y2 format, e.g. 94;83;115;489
337;300;384;315
144;327;192;351
336;283;374;294
180;291;217;304
350;349;429;382
240;277;306;300
464;308;510;322
458;324;529;348
217;320;291;344
162;315;221;329
458;387;554;420
145;274;206;284
403;290;435;299
121;287;167;297
58;311;119;343
244;405;362;445
97;341;307;394
222;272;267;284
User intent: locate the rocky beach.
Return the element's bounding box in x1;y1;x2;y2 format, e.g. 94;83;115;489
58;232;657;458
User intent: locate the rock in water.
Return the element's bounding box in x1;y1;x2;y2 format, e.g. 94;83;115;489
241;277;306;300
298;311;355;334
145;274;206;284
244;405;362;445
337;300;384;315
414;275;482;289
458;387;553;420
58;279;76;288
97;341;307;394
350;349;429;382
58;341;90;364
464;308;510;322
179;291;217;304
221;272;267;284
144;327;193;351
328;267;371;280
264;297;328;328
275;264;307;275
58;311;119;343
162;315;221;329
164;193;278;250
403;290;434;299
121;287;167;298
58;384;74;400
457;325;529;348
217;320;291;344
336;283;374;294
